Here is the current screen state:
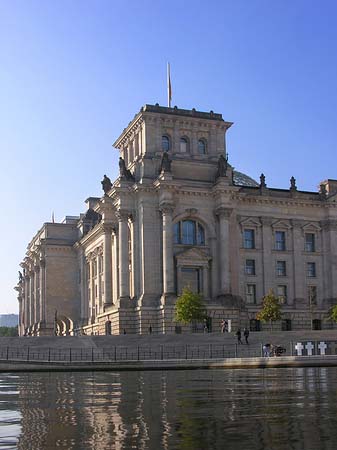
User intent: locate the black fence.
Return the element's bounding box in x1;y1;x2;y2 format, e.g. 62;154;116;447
0;343;265;363
0;340;333;363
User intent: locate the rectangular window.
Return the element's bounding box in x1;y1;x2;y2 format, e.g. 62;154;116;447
275;231;286;251
307;262;316;277
244;229;255;249
245;259;256;275
246;284;256;304
276;261;286;276
305;233;315;252
277;285;287;304
308;285;317;305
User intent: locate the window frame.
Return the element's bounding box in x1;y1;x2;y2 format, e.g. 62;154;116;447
307;262;316;278
180;136;189;153
173;220;205;246
244;229;255;249
197;138;207;155
162;135;170;152
276;260;286;277
277;285;287;304
305;233;315;252
246;284;256;304
275;230;286;251
245;259;256;276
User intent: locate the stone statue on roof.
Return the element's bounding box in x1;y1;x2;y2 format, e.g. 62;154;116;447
290;176;297;191
216;154;228;179
159;152;172;173
260;173;266;188
119;157;135;181
101;174;112;195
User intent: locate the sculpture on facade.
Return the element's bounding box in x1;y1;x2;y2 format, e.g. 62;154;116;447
260;173;266;188
18;271;23;283
101;174;112;195
290;176;297;191
215;154;228;179
159;151;172;173
119;157;135;181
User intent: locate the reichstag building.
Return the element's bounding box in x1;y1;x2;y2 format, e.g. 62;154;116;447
15;104;337;335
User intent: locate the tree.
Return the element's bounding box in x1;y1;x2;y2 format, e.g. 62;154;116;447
174;288;206;326
0;326;18;337
256;289;282;331
329;304;337;324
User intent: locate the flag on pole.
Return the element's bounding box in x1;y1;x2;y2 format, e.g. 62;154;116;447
52;211;55;223
167;62;172;107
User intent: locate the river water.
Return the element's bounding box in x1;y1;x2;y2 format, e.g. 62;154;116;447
0;367;336;450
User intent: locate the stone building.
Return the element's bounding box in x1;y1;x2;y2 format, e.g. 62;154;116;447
16;104;337;335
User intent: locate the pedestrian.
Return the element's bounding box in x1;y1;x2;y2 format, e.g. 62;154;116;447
221;319;225;333
235;328;242;344
149;325;152;334
263;343;271;357
243;327;249;344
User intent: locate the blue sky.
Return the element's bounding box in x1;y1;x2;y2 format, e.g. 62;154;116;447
1;0;337;313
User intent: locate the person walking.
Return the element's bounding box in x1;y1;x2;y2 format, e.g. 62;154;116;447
243;327;249;344
236;328;242;344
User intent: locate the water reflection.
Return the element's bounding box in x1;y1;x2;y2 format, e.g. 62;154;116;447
0;368;336;449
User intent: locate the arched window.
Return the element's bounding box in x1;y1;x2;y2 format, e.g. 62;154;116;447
173;220;205;245
180;137;189;153
162;135;170;152
198;139;207;155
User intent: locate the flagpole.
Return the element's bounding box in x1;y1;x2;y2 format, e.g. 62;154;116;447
167;62;172;108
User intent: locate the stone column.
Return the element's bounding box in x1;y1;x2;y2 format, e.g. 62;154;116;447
292;220;304;303
39;258;46;323
29;270;35;327
112;231;119;304
215;207;232;294
103;226;113;307
24;274;29;333
89;258;95;323
34;264;40;324
160;203;175;297
118;211;130;302
209;237;219;299
203;264;210;299
261;217;273;295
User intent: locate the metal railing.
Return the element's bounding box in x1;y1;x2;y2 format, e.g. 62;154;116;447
0;340;332;363
0;343;264;363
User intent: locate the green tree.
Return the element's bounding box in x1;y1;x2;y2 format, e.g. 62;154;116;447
174;288;206;325
0;326;18;337
256;289;282;331
329;304;337;324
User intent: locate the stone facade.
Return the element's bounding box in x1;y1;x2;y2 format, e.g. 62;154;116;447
16;104;337;335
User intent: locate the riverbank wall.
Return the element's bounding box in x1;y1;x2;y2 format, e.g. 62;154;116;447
1;355;337;372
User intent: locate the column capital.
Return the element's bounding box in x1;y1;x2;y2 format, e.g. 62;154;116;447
291;219;305;229
215;207;232;218
321;219;337;231
116;209;131;222
159;202;174;215
260;216;274;226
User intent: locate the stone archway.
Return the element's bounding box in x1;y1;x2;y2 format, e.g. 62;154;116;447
55;315;74;336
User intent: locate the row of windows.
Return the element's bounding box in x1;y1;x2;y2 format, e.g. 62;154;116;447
162;135;207;154
249;318;322;331
246;284;317;305
244;229;316;252
245;259;316;277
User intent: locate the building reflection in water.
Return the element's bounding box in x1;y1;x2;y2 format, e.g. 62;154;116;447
6;367;337;450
